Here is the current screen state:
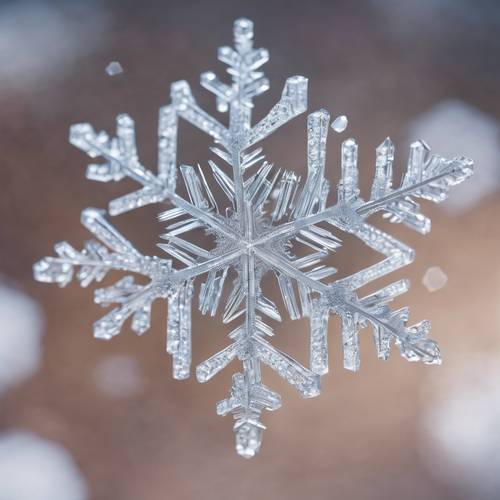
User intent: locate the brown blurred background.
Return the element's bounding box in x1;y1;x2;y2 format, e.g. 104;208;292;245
1;0;500;499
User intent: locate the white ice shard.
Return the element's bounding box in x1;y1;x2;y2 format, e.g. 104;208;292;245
105;61;123;76
331;115;348;133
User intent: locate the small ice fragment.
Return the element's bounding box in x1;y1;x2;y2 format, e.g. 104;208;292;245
270;188;280;200
105;61;123;76
422;266;448;292
331;115;348;133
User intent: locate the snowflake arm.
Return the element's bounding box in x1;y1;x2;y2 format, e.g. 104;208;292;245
359;138;474;233
33;207;241;346
34;208;173;338
257;139;473;244
70;115;170;216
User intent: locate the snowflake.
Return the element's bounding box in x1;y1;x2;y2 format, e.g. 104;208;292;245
34;18;473;458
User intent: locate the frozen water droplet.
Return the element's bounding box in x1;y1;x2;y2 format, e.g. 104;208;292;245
422;266;448;292
331;115;348;133
105;61;123;76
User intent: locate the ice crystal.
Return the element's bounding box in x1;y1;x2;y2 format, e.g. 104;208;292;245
34;18;474;458
331;115;348;133
105;61;123;76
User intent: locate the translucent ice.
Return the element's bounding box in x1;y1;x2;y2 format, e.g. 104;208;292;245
331;115;348;133
105;61;123;76
35;18;473;457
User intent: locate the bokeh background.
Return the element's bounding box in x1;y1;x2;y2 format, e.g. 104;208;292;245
1;0;500;499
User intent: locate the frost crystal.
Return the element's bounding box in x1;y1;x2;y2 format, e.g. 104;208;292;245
105;61;123;76
331;115;348;133
34;18;474;458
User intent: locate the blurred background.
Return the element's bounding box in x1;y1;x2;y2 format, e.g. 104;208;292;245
1;0;499;499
